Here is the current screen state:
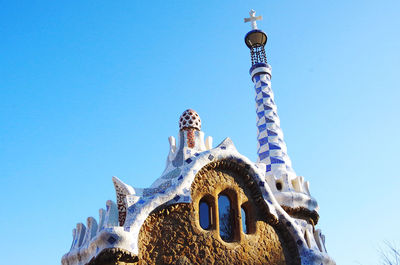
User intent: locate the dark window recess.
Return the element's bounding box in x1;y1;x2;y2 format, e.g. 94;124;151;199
218;194;234;241
241;206;248;234
199;200;211;230
276;181;282;191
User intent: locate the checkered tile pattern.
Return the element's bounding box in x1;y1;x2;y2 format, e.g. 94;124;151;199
253;68;295;176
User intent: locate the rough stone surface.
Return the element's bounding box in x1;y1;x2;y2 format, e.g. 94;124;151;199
138;162;301;265
86;248;138;265
281;206;319;225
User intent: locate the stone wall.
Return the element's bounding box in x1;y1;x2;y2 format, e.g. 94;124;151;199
138;160;301;265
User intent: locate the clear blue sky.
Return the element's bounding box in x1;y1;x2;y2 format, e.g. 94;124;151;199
1;1;399;264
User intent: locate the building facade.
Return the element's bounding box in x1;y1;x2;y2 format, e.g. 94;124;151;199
61;10;335;265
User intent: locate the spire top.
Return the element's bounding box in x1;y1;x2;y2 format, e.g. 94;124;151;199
244;9;268;68
244;9;263;30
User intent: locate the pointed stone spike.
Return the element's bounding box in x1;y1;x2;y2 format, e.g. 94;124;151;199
304;181;311;195
205;136;213;150
88;217;98;240
97;208;106;233
112;176;134;195
70;228;77;250
306;225;320;250
105;200;119;227
321;233;327;252
299;176;304;185
304;229;312;248
75;223;86;248
112;177;134;226
216;137;237;152
314;229;325;253
291;176;303;193
81;217;94;247
167;136;177;163
168;136;176;154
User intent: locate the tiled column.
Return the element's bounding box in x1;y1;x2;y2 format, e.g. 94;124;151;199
251;64;295;177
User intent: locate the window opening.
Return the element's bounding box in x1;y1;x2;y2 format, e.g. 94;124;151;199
218;194;234;241
199;200;211;230
276;180;283;191
241;206;248;234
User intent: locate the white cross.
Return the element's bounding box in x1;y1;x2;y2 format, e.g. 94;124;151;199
244;9;262;30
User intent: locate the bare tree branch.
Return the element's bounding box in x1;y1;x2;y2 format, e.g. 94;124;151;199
379;241;400;265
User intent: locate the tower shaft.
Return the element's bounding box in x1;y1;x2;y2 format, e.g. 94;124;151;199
252;66;295;177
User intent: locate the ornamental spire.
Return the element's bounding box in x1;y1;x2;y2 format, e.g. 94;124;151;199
244;10;268;68
244;10;295;178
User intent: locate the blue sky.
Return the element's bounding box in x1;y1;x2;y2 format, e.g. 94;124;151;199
1;1;399;264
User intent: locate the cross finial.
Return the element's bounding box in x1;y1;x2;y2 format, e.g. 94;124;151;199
244;9;262;30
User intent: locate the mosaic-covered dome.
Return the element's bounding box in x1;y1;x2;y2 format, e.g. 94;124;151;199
179;109;201;131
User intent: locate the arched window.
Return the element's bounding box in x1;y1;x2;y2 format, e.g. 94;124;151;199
197;184;255;242
199;199;211;230
241;202;254;234
241;206;248;234
218;194;234;241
